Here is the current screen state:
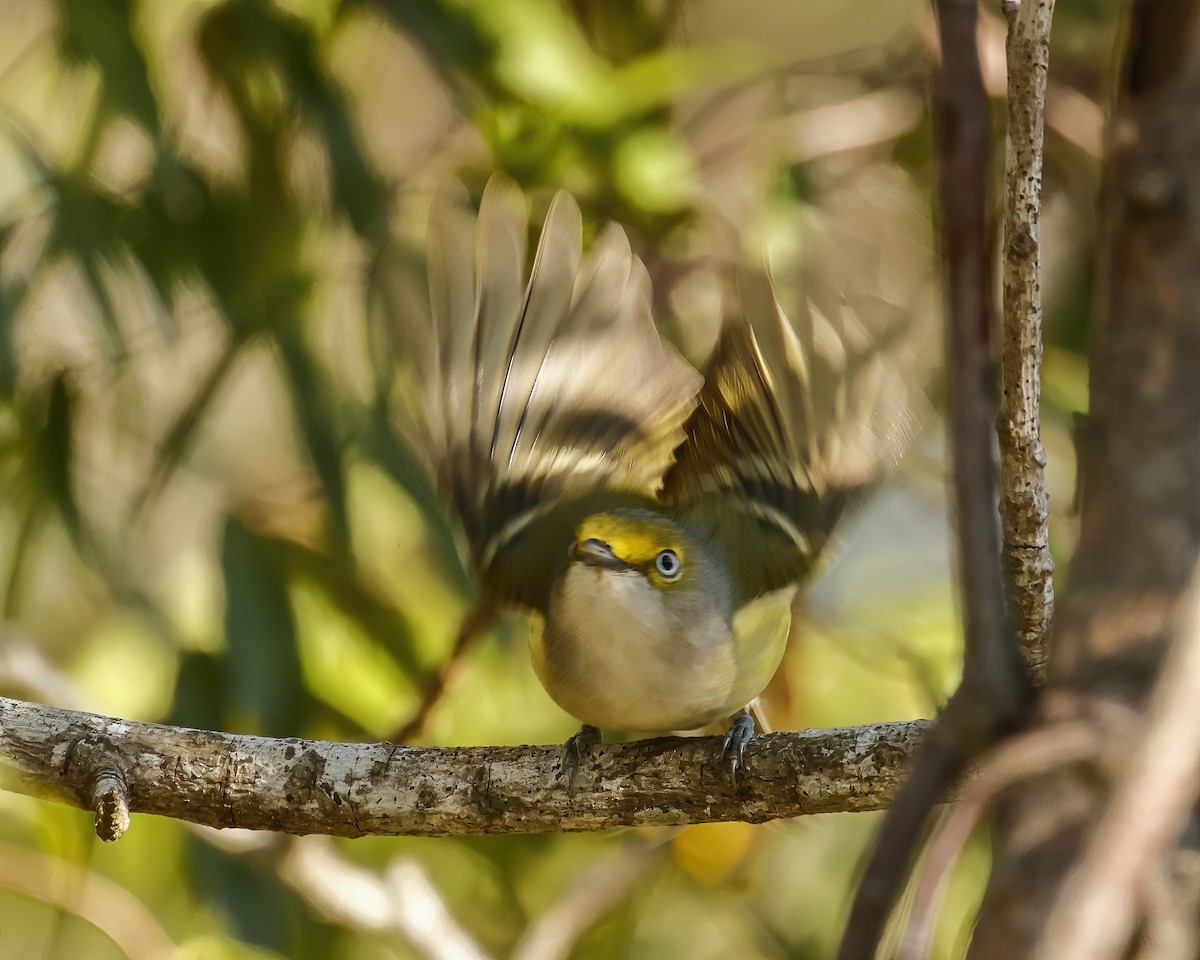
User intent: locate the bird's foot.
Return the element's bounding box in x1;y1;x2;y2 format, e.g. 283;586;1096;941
559;724;601;793
722;711;755;783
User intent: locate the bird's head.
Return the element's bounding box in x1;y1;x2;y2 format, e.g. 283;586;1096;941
570;511;694;588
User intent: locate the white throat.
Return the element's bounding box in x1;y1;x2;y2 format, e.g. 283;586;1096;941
534;562;736;732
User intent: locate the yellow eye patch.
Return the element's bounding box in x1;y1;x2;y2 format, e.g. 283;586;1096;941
575;512;687;580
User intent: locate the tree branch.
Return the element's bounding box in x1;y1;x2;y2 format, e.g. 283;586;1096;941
970;0;1200;952
837;2;1032;954
0;696;933;839
999;0;1056;679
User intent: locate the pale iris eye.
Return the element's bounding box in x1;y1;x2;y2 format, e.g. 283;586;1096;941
655;549;681;579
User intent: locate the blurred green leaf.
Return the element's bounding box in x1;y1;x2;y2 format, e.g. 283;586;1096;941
613;126;696;212
123;157;213;334
275;535;423;678
0;226;26;396
187;838;335;959
274;330;349;549
221;516;310;736
170;651;231;732
1042;346;1090;417
364;0;494;71
34;372;83;545
473;2;741;127
132;336;246;519
38;165;132;359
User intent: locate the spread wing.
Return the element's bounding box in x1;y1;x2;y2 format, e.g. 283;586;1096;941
660;268;923;606
422;177;704;611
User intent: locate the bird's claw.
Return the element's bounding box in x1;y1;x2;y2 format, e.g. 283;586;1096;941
722;712;756;783
559;724;601;793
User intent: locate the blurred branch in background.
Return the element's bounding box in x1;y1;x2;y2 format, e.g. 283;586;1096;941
899;716;1105;960
203;829;495;960
1033;574;1200;960
509;834;670;960
918;6;1103;159
0;843;175;960
199;816;667;960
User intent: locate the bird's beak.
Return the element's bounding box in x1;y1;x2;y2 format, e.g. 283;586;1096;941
575;538;629;571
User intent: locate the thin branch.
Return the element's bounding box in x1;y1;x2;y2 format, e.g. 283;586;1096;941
938;0;1026;722
389;601;494;743
837;1;1031;955
0;696;935;838
918;8;1104;159
999;0;1056;679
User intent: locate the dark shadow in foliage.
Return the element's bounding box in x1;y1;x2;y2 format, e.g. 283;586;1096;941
221;516;313;737
33;372;83;546
171;650;232;733
198;0;388;241
187;837;342;960
56;0;161;137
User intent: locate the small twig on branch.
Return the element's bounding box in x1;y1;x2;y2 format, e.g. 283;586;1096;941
0;696;935;839
65;733;132;842
999;0;1056;679
836;1;1032;956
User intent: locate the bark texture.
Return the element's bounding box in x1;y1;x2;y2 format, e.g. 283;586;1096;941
999;0;1056;678
971;1;1200;954
0;696;931;838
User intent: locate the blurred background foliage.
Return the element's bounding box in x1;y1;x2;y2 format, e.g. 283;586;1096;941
0;0;1111;957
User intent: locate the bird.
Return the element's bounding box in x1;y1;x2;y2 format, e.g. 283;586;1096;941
411;175;920;779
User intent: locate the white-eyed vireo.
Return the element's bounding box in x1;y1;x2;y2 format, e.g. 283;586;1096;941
415;177;919;774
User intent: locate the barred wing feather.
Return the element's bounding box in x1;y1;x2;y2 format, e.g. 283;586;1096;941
424;178;703;611
661;268;921;606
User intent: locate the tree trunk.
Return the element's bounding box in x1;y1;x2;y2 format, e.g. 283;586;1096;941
971;1;1200;955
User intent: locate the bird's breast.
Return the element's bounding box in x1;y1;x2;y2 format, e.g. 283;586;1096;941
534;563;739;732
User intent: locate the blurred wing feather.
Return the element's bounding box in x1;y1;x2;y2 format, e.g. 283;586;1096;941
661;268;923;605
422;178;703;611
